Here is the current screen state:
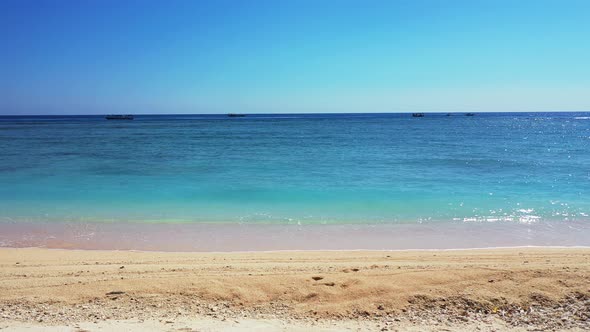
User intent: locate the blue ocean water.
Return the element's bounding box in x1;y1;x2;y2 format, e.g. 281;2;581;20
1;112;589;225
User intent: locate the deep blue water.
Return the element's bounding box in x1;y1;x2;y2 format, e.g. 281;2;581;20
1;112;589;225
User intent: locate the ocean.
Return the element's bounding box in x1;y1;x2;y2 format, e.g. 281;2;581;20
1;112;589;227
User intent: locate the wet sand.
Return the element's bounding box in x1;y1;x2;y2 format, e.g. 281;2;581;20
2;220;590;251
1;247;589;331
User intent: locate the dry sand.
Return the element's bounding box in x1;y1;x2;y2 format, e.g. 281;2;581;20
1;247;589;331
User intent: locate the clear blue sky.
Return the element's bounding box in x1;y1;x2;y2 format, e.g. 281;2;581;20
1;0;589;114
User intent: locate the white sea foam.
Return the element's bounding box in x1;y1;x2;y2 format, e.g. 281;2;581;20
461;214;541;224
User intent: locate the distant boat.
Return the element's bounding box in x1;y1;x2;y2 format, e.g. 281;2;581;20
105;114;134;120
227;113;246;117
412;113;425;117
465;113;475;116
446;113;452;116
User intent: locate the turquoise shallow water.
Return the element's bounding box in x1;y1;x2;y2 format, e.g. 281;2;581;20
1;112;589;225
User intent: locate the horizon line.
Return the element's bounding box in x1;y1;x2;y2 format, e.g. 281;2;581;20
1;110;590;116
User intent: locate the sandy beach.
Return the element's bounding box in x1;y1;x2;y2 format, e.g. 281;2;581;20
1;247;589;331
4;0;590;330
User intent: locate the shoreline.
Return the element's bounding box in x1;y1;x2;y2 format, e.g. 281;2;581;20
2;220;590;252
3;244;590;255
1;247;589;331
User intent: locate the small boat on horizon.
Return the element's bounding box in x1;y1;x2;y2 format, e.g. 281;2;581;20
465;113;475;116
412;113;425;117
227;113;246;117
105;114;134;120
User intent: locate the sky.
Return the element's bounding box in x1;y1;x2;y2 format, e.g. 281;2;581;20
1;0;589;115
